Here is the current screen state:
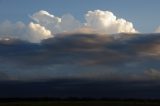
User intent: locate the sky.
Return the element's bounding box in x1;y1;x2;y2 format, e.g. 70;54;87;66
1;0;160;99
0;0;160;33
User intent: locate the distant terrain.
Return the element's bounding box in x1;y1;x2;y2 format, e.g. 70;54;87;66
0;99;160;106
1;79;160;99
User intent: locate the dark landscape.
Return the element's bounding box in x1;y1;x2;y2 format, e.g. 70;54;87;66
0;98;160;106
1;79;160;99
0;79;160;106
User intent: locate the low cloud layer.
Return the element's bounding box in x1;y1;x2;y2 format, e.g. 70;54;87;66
0;33;160;81
0;71;10;80
0;10;140;43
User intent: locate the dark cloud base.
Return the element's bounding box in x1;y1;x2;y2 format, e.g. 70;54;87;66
0;79;160;99
0;33;160;80
1;33;160;98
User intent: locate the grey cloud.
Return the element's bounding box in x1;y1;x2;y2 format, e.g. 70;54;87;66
0;33;116;66
0;33;160;81
144;69;160;80
0;71;10;81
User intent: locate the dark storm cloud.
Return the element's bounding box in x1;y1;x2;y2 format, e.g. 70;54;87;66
41;33;160;66
0;71;10;80
0;33;135;66
0;33;160;81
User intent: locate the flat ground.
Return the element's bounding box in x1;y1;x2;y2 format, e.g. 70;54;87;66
0;100;160;106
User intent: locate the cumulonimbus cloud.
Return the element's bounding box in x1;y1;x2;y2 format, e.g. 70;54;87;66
0;10;140;43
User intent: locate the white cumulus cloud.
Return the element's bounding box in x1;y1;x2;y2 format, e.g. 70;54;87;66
0;10;138;43
31;10;81;34
27;22;52;43
0;21;53;43
31;10;137;34
85;10;137;34
31;10;61;34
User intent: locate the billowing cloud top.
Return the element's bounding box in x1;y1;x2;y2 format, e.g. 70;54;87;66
85;10;137;34
0;10;140;43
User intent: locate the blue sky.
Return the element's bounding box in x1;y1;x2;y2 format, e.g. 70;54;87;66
0;0;160;32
